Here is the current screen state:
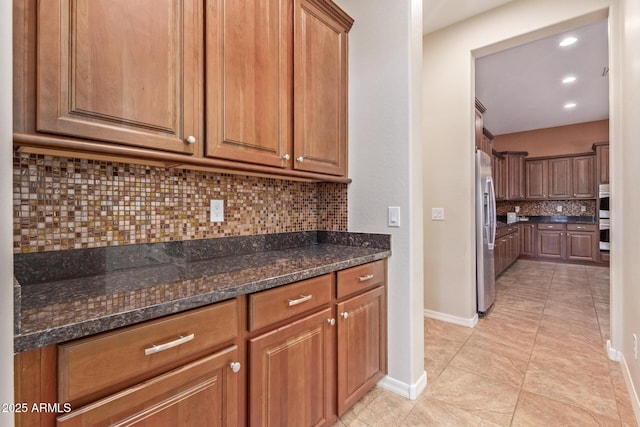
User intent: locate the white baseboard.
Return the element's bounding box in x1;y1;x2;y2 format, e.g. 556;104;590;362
424;309;478;328
377;371;427;400
619;352;640;426
607;339;621;361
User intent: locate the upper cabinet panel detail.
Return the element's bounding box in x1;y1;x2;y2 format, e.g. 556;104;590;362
36;0;201;153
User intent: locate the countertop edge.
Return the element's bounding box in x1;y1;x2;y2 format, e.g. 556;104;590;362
14;249;391;353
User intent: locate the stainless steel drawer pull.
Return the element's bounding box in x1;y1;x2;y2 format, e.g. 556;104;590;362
358;274;375;282
576;226;585;229
145;333;195;356
288;294;312;307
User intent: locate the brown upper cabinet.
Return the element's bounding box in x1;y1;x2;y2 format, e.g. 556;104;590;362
525;153;595;200
593;142;609;185
14;0;353;180
492;151;506;200
503;152;527;200
35;0;202;155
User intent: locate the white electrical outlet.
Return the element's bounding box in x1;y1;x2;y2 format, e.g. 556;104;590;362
581;205;587;212
432;208;445;221
515;206;520;213
556;205;563;212
634;334;638;360
210;199;224;222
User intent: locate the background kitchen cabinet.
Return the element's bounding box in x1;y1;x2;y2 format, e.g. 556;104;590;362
525;154;595;200
525;159;548;199
206;0;292;167
492;152;506;200
572;155;596;198
495;225;519;276
537;226;565;260
566;224;598;262
520;223;536;257
593;142;609;185
548;157;572;199
504;152;527;200
36;0;201;154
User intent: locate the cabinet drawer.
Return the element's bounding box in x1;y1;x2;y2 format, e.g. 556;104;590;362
567;223;596;232
248;274;333;331
58;345;239;427
59;299;238;404
537;223;564;231
336;260;385;299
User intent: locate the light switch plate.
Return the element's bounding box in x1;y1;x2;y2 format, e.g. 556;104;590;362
432;207;445;221
388;206;400;227
210;199;224;222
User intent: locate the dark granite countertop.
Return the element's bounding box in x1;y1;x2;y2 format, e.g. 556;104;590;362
496;215;596;227
14;231;391;353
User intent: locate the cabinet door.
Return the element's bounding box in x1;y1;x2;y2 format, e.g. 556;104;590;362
37;0;201;154
249;308;335;427
205;0;292;167
336;286;386;415
506;154;526;200
572;155;596;198
57;346;240;427
525;160;548;199
548;157;572;199
566;231;596;261
293;0;349;176
520;224;536;257
596;144;609;184
537;230;565;259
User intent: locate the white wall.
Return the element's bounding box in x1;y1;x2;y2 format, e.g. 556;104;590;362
335;0;426;398
422;0;611;323
618;0;640;417
1;0;14;424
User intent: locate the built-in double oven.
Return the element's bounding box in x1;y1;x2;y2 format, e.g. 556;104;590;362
599;184;610;252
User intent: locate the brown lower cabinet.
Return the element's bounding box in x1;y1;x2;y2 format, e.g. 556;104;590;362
495;225;519;276
15;260;387;427
535;223;598;262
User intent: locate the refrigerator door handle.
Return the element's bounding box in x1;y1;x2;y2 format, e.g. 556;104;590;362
487;176;496;250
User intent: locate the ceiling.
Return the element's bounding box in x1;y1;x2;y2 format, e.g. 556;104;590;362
423;1;610;136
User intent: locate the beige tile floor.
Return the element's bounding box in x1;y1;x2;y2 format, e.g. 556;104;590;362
336;260;638;426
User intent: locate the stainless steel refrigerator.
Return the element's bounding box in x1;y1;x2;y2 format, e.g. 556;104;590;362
475;150;496;316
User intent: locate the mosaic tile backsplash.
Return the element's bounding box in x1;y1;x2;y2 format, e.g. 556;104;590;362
13;152;348;253
497;200;596;217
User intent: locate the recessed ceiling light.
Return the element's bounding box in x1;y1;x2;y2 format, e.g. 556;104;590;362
559;37;578;47
562;76;577;84
564;102;577;109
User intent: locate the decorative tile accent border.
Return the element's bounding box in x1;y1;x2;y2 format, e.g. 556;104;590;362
497;199;596;216
13;152;348;253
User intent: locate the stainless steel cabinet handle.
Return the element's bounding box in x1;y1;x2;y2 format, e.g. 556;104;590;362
296;156;304;162
282;154;291;161
288;294;312;307
340;312;349;319
327;318;336;326
185;135;196;144
577;226;585;229
230;362;241;373
358;274;374;282
145;333;194;356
